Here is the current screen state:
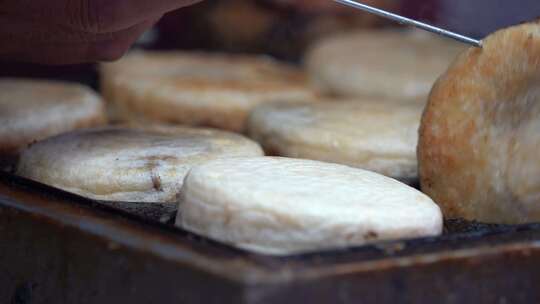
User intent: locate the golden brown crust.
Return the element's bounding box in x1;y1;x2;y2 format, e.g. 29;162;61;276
418;20;540;224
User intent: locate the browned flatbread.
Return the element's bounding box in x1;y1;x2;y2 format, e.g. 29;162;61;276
16;125;264;203
248;99;424;182
101;51;316;132
418;20;540;224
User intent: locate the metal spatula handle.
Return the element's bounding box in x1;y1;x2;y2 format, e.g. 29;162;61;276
334;0;483;47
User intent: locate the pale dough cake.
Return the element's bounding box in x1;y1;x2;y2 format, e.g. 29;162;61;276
0;78;106;169
176;157;443;255
418;20;540;224
101;51;316;132
306;29;465;101
16;126;264;203
247;100;424;182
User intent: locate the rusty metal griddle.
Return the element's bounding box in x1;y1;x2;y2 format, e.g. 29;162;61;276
1;171;540;303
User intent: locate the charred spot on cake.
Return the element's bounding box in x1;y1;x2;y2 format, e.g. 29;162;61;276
364;231;379;240
222;205;233;226
143;155;177;192
142;155;176;172
150;171;163;192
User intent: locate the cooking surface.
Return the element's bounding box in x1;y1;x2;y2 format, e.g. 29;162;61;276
1;171;540;303
2;171;538;262
2;1;540;302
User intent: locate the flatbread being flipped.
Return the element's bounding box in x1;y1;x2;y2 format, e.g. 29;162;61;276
248;100;424;182
16;126;264;203
176;157;443;255
101;51;316;132
306;29;465;101
0;79;106;168
419;20;540;224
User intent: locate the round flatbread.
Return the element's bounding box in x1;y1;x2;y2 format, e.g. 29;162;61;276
418;20;540;224
0;79;106;168
247;100;424;182
16;126;264;203
176;157;443;255
101;51;316;132
306;29;465;101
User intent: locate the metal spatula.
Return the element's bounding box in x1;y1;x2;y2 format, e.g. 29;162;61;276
334;0;483;47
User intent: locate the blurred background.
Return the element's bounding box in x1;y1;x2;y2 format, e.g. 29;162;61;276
1;0;538;86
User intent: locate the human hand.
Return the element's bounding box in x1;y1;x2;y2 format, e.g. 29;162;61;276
0;0;201;64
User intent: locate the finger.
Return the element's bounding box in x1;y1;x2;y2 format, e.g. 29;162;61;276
0;17;160;65
87;17;162;62
1;0;202;33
